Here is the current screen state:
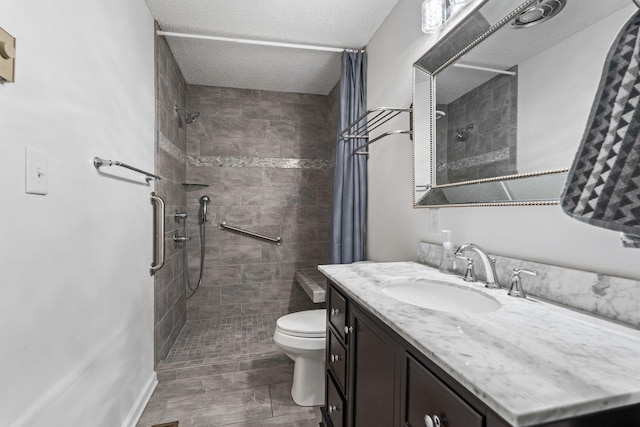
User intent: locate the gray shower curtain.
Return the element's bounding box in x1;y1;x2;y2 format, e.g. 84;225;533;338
330;51;367;264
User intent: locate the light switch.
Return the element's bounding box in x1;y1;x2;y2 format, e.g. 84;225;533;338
429;208;439;233
25;147;48;195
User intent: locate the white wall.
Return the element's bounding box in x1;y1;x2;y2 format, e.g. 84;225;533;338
0;0;157;426
366;0;640;281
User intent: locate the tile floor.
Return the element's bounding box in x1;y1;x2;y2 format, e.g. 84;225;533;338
137;314;322;427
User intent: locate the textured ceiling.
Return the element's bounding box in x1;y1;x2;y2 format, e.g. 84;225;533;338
145;0;400;94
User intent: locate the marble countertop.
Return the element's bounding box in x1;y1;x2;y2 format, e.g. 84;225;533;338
318;261;640;427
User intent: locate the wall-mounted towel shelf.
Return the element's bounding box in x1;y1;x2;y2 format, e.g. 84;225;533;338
340;107;413;155
219;222;282;245
94;157;161;182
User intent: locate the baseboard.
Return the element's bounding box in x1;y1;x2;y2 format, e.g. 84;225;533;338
123;371;158;427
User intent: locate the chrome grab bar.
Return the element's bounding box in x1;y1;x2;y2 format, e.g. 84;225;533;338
218;222;282;245
150;192;165;275
94;157;161;183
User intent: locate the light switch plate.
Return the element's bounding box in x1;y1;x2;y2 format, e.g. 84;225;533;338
429;208;439;233
0;27;16;83
25;147;48;195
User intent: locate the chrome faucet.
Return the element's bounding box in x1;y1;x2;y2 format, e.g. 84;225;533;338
454;243;500;288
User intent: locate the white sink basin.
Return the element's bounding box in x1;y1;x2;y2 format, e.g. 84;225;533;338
381;279;501;314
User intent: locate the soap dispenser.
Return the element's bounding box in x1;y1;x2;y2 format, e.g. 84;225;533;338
438;230;457;274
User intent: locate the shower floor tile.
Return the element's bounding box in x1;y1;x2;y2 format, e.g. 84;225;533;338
161;313;283;368
139;314;321;427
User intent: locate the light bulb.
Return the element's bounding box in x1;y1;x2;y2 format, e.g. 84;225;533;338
422;0;445;34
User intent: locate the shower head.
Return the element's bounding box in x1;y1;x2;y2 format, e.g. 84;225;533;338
175;106;200;124
185;111;200;124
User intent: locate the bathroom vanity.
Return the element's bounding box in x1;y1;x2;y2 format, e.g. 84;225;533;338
318;262;640;427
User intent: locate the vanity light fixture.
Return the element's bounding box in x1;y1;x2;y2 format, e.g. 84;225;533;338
421;0;474;34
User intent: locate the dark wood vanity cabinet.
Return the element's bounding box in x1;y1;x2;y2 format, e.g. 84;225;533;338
323;284;403;427
321;282;640;427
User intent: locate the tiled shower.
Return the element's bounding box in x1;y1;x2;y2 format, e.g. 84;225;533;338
153;28;338;369
184;84;336;322
435;70;517;184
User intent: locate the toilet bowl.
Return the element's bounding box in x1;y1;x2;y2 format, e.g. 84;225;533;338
273;309;326;406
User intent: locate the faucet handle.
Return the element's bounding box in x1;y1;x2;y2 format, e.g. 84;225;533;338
508;268;537;298
456;255;477;282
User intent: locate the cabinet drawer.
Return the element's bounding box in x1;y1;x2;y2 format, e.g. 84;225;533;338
326;374;345;427
328;285;347;342
327;329;347;394
405;355;483;427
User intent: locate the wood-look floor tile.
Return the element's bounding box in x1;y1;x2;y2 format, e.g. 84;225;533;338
269;382;321;418
218;412;322;427
220;366;294;391
163;386;272;427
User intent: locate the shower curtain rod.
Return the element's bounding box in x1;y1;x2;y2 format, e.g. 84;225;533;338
156;30;364;53
453;63;516;76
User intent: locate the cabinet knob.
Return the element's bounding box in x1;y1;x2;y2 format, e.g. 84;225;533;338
328;404;339;413
330;308;340;316
424;415;442;427
330;354;341;363
344;325;353;334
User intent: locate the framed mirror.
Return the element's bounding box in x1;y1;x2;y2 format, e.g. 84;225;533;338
413;0;636;207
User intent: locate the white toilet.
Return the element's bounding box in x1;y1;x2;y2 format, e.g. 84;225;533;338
273;309;326;406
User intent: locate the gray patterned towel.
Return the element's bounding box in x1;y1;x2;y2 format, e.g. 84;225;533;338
561;10;640;245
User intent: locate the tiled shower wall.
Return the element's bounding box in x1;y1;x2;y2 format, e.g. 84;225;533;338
153;27;187;366
436;70;517;184
184;84;338;320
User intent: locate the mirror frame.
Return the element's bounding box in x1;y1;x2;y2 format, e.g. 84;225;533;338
412;0;570;208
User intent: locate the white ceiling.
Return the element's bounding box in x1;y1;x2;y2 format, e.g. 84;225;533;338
145;0;400;95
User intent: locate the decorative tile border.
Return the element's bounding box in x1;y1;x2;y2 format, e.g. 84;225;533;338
188;155;334;170
436;147;510;172
159;132;186;163
418;241;640;327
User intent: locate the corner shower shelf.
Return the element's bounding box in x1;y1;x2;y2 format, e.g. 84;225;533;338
340;106;413;155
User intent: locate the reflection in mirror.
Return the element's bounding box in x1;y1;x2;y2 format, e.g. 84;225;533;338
413;0;636;207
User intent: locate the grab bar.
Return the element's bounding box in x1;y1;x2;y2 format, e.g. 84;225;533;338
218;222;282;245
150;192;165;275
94;157;161;183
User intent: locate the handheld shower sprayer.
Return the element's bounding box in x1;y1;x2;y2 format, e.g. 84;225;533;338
199;195;210;224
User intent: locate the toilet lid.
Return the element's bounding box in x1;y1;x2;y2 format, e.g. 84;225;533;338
276;309;326;338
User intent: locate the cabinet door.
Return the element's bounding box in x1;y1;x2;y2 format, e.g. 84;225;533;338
328;285;347;342
328;329;348;394
327;374;345;427
350;307;402;427
405;355;483;427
